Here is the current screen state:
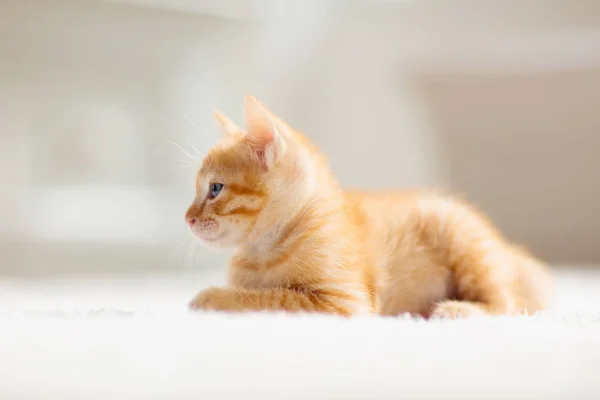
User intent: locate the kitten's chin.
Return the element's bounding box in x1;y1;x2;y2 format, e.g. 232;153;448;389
199;239;232;250
197;233;237;250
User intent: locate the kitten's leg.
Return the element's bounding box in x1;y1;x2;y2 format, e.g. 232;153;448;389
416;196;518;319
188;286;365;316
429;253;516;319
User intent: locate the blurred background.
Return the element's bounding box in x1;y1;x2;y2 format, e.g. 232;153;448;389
1;0;600;281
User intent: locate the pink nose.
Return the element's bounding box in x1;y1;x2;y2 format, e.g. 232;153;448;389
186;216;197;227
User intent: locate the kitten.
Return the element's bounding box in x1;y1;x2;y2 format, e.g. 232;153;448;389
185;96;552;318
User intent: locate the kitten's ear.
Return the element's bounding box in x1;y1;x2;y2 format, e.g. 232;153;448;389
214;110;242;135
244;95;286;170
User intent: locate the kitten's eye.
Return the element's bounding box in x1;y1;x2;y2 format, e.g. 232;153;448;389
208;183;224;199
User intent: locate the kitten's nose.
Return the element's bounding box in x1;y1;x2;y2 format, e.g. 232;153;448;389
185;203;202;227
186;216;197;227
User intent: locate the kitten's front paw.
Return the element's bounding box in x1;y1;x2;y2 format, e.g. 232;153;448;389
430;301;484;319
188;287;230;311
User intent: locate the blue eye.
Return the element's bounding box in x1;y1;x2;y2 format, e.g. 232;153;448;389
209;183;224;199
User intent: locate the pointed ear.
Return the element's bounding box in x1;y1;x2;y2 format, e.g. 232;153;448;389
244;95;286;170
214;110;242;135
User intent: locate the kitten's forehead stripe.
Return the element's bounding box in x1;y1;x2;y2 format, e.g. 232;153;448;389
215;205;263;217
226;183;265;198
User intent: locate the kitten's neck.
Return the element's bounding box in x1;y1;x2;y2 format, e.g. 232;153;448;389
237;149;346;260
239;179;346;261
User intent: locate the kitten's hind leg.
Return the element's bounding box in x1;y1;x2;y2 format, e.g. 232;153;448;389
430;246;517;319
430;250;551;319
416;196;518;319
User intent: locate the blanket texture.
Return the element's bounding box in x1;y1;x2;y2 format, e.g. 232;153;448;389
1;268;599;399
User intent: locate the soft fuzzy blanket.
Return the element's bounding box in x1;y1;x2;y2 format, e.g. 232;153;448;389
0;268;599;399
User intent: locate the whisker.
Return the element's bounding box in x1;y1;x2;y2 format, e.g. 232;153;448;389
163;137;196;163
183;140;203;158
156;151;196;165
180;237;199;272
182;114;201;130
165;233;198;272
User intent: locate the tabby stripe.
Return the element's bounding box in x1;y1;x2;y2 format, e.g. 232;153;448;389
217;206;263;217
226;183;265;197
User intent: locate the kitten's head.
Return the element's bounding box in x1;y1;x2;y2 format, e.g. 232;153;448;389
184;96;316;249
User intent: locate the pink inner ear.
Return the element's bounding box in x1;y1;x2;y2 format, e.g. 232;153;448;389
244;97;281;170
252;143;269;171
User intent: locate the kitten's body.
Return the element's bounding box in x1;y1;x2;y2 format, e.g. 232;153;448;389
345;190;551;317
186;96;552;318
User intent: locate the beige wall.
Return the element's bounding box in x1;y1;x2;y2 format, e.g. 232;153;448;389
415;69;600;264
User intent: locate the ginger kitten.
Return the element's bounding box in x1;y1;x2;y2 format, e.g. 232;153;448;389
185;96;552;318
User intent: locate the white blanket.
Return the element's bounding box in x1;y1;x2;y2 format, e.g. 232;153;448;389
1;268;599;399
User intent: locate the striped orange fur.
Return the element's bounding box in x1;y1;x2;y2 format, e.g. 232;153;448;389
185;96;553;318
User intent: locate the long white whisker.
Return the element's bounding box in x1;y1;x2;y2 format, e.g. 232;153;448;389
181;237;199;272
181;113;216;154
182;139;203;160
182;114;201;130
164;137;196;163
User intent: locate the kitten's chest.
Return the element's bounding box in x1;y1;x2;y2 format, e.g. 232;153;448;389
227;264;291;289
